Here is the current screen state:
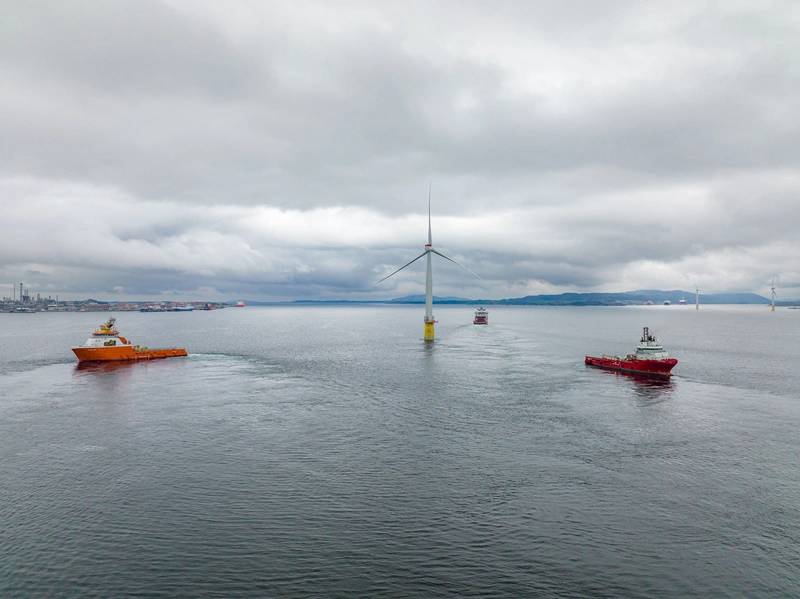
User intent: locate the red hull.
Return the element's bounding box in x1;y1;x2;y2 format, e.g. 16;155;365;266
473;317;488;325
585;355;677;378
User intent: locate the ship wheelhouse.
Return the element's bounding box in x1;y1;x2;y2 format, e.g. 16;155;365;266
632;327;670;359
82;335;131;347
82;318;131;347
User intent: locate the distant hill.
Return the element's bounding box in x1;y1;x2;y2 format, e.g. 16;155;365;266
386;290;770;306
242;290;772;306
492;290;769;306
387;295;473;304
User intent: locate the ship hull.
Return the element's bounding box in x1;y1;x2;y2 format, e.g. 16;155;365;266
72;346;187;363
473;318;488;325
585;355;677;378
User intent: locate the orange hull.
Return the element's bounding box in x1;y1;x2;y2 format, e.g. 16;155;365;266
72;345;187;363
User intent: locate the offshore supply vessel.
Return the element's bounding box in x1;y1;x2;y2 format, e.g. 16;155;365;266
473;307;488;325
72;318;187;364
585;327;678;377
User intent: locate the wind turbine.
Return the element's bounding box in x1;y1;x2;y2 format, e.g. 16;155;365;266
695;286;700;311
770;277;777;312
376;187;480;341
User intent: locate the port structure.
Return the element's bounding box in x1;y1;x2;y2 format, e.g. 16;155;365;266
376;185;480;342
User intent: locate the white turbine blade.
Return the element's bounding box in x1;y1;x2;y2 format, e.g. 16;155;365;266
430;248;481;280
376;251;428;284
427;182;432;245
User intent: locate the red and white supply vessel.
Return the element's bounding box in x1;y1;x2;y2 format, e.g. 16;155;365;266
585;327;678;378
473;307;488;325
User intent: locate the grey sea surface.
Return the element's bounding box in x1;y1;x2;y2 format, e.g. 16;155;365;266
1;305;799;597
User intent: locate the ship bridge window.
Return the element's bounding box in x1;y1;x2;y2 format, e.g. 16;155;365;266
85;337;121;347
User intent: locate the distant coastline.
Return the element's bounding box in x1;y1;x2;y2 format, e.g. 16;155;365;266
4;290;798;313
0;298;229;313
269;290;799;307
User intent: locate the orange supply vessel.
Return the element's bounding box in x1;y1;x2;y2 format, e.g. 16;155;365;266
72;318;188;364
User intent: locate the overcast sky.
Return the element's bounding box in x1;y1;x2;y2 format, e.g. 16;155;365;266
1;0;798;300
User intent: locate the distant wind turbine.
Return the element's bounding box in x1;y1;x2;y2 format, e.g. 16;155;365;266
376;186;480;341
695;286;700;311
770;277;777;312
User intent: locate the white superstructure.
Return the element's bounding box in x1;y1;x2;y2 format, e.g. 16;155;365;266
632;327;670;360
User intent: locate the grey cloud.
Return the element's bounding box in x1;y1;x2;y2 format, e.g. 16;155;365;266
1;0;259;96
0;1;798;299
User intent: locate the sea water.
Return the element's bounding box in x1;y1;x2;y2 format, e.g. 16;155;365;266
1;305;798;596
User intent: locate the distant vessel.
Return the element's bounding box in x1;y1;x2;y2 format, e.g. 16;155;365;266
663;300;671;305
171;305;194;312
585;327;678;378
678;298;687;305
235;301;246;308
71;318;187;364
140;304;165;312
473;307;488;325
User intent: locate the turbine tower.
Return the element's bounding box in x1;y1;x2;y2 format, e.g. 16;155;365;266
377;187;480;341
770;277;777;312
695;286;700;311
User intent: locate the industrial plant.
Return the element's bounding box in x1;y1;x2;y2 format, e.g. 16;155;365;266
1;282;228;313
